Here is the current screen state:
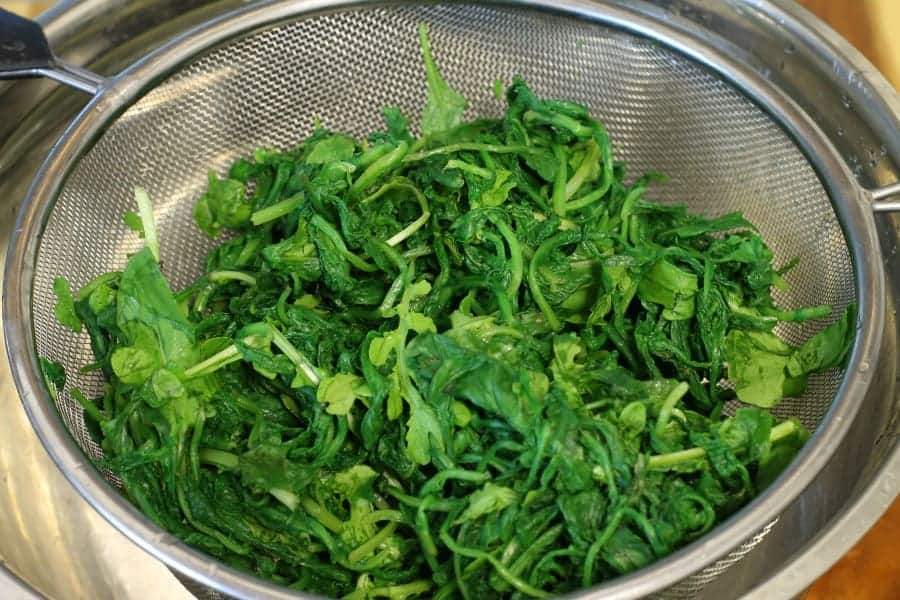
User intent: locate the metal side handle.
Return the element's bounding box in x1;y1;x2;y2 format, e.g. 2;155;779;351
0;8;105;95
871;182;900;213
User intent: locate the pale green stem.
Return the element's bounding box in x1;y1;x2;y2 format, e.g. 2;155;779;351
208;270;256;286
648;420;799;470
134;187;159;261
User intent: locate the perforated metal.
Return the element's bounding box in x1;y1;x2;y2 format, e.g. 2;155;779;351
650;518;781;600
28;3;855;597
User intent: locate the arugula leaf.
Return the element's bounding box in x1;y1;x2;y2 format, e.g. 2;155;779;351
317;373;371;415
306;134;356;164
786;304;855;377
39;357;66;402
194;171;251;238
418;24;467;135
53;277;82;333
724;330;792;408
123;211;144;235
117;247;195;368
406;399;445;466
455;483;518;523
111;343;159;385
406;332;535;432
637;259;698;321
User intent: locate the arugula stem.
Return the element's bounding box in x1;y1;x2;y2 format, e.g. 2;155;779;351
188;420;205;480
507;524;564;582
351;141;409;196
198;447;239;470
420;469;490;497
310;215;378;273
190;421;203;481
270;487;299;511
134;187;159;261
580;431;618;503
565;184;608;212
208;270;257;286
385;486;457;511
655;381;690;437
550;145;568;216
359;143;392;167
403;142;538;163
451;316;523;339
527;231;580;331
445;159;492;179
71;388;105;423
648;420;799;470
379;274;406;315
492;218;523;301
523;110;594;140
184;344;241;379
386;209;431;247
192;283;215;314
439;529;550;598
622;508;667;556
361;181;432;248
299;495;344;533
75;271;120;302
370;581;432;598
770;420;800;442
761;305;831;321
348;522;398;563
582;508;625;587
524;423;550;490
250;192;303;225
579;128;615;211
530;548;581;586
268;325;322;386
360;510;405;527
176;480;249;555
489;284;515;325
415;498;441;571
452;523;473;600
647;446;706;470
618;185;645;242
564;139;600;200
681;492;716;535
402;245;433;259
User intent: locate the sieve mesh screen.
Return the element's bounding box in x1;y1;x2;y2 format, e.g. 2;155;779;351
29;3;855;596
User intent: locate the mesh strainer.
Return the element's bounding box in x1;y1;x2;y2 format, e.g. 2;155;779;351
2;1;899;599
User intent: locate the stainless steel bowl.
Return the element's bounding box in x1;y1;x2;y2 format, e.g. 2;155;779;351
0;1;897;599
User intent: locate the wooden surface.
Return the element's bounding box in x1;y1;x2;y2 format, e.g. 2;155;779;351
803;499;900;600
799;0;900;88
0;0;896;598
1;2;52;18
798;0;900;597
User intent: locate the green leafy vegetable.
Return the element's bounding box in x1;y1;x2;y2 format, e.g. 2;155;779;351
455;483;518;523
45;24;853;600
53;277;82;333
418;23;467;135
317;373;370;415
194;172;251;238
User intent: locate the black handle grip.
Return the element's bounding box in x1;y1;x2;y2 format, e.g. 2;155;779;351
0;8;54;77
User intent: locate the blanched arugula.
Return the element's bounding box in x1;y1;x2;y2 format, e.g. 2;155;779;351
47;26;853;599
418;24;468;136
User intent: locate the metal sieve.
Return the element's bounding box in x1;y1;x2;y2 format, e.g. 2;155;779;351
2;1;899;599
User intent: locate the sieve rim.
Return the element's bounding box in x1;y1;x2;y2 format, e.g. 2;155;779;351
2;1;886;599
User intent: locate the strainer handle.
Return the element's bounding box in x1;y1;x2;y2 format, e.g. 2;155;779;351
871;182;900;213
0;8;105;95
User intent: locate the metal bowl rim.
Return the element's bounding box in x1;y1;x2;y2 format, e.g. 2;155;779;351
1;1;887;599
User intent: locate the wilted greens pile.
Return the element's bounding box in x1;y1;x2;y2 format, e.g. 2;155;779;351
46;25;854;599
